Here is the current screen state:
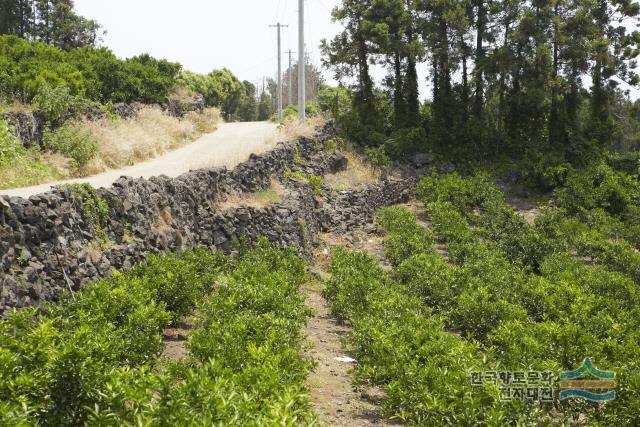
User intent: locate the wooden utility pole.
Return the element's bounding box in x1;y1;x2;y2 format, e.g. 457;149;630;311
286;49;296;106
269;22;288;121
298;0;305;123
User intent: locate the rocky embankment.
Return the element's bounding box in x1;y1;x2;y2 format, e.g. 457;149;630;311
0;124;417;313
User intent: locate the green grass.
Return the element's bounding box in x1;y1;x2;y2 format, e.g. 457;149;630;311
0;118;66;189
255;187;281;204
284;169;324;194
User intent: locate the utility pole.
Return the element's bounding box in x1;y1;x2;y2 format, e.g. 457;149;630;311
269;22;288;122
286;49;296;106
298;0;305;123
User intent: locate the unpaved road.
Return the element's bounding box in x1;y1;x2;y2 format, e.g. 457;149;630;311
1;121;278;198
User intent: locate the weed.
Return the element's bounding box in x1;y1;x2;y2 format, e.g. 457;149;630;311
64;183;109;241
284;169;324;194
43;121;98;171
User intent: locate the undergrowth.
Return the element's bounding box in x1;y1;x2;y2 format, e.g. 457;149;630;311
0;118;65;189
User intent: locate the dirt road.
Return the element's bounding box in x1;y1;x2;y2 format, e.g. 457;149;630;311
1;121;278;198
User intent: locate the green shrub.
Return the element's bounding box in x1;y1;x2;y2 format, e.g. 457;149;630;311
451;285;529;340
376;206;435;265
0;271;173;425
428;201;475;244
1;35;181;105
317;86;352;118
555;162;640;217
0;119;24;165
364;145;392;168
385;126;427;156
44;121;98;168
0;243;317;425
478;197;555;267
131;248;228;321
521;151;572;191
323;247;387;322
1;119;67;190
328;166;640;425
418;172;503;218
323;247;538;425
606;150;640;175
393;253;463;310
32;83;84;124
64;183;109;236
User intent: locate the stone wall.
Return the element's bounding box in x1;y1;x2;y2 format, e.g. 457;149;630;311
0;127;417;314
0;111;45;148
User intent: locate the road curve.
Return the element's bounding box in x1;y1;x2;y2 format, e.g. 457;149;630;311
1;121;279;199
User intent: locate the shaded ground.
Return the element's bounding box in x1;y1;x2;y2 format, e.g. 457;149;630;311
496;180;549;225
161;319;195;361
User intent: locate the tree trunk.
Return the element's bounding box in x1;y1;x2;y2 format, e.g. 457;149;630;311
549;2;560;145
406;55;419;126
356;26;375;129
404;9;419;127
461;34;469;124
393;50;405;128
474;0;485;117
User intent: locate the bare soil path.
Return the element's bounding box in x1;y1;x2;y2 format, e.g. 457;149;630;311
1;121;278;198
304;284;398;427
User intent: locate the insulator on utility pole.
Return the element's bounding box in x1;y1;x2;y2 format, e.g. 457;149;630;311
269;22;288;122
298;0;305;123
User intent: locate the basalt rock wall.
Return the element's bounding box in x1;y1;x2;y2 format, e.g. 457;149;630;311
0;126;417;314
0;111;45;149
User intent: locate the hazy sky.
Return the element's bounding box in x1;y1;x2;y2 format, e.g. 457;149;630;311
73;1;638;100
74;0;344;89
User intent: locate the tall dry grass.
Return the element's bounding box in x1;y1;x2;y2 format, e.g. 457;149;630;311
83;106;220;173
277;114;327;141
0;106;221;188
324;149;381;190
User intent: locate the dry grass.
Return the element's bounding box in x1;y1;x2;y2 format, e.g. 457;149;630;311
185;108;221;133
0;101;32;113
325;149;380;190
217;178;284;209
84;106;219;171
277;114;327;141
0;106;221;189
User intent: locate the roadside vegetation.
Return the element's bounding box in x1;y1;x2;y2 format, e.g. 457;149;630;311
0;0;289;190
0;240;316;425
0;117;65;188
0;106;221;189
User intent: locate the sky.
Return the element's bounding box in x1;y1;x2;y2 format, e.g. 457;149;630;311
74;0;344;91
73;1;638;101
